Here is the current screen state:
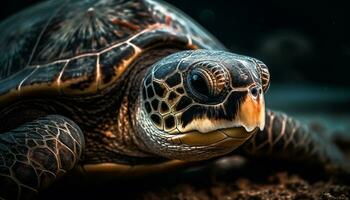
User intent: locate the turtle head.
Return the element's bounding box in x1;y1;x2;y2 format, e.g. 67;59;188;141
135;50;270;161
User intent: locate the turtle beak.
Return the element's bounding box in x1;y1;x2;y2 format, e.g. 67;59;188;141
237;86;265;132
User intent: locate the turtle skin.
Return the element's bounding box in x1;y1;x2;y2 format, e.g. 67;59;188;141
0;0;225;198
0;116;84;200
0;0;348;199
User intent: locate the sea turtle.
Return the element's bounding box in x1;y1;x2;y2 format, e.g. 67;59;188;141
0;0;347;199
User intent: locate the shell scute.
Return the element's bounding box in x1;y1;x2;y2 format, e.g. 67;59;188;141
0;0;224;108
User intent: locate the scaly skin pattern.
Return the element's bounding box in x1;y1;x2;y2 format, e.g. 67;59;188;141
0;115;84;200
135;50;268;160
134;50;348;169
244;110;346;168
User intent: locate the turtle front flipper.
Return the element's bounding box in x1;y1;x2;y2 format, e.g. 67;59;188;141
0;115;84;200
243;110;349;173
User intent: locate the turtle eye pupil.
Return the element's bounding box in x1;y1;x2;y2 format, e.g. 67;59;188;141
190;72;209;97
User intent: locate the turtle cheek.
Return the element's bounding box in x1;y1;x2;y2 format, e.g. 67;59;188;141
237;92;265;132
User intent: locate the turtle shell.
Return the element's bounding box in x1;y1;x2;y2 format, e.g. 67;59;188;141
0;0;224;107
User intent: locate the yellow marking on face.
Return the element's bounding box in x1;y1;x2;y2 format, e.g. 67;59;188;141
177;117;236;133
212;137;249;148
238;92;265;131
170;129;227;145
169;127;257;147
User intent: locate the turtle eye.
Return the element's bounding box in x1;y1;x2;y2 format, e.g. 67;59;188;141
189;70;210;98
187;62;229;103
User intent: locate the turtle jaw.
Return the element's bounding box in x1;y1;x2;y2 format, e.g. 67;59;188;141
168;127;258;149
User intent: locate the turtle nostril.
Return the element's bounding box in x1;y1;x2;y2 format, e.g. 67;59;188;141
250;87;259;98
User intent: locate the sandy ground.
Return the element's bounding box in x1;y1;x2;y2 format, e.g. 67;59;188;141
134;155;350;200
137;168;350;200
40;155;350;200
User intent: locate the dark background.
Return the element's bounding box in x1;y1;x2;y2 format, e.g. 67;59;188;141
1;0;350;87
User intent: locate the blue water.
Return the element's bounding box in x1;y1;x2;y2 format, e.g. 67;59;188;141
266;84;350;137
